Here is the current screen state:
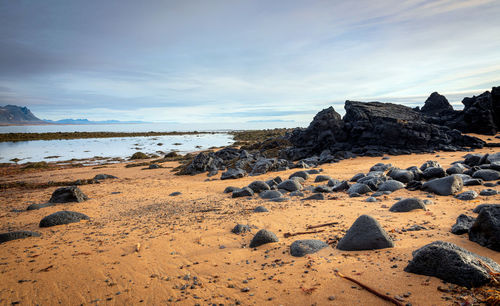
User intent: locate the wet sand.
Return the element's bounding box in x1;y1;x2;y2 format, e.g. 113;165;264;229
1;139;499;305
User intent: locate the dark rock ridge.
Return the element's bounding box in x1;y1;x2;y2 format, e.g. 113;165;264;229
283;100;484;161
405;241;500;288
420;86;500;135
178;89;497;177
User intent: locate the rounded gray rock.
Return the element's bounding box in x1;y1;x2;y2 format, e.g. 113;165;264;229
49;186;88;203
455;190;478;201
347;183;372;195
422;175;463;196
290;239;328;257
473;169;500;181
247;181;271;193
479;189;498;196
249;229;279;248
277;179;302;192
260;190;283;199
378;180;405;192
389;198;426;212
337;215;394;251
39;211;90;227
253;206;269;213
0;231;41;244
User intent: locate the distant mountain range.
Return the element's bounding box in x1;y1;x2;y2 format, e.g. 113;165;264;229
0;105;147;125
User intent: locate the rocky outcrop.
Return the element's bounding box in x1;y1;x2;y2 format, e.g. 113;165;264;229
420;86;500;135
0;105;46;124
282;100;484;161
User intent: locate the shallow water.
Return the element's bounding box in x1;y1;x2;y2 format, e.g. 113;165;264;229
0;133;234;163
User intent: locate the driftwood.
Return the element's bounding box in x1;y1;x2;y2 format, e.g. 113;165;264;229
306;222;338;229
283;229;325;238
336;271;404;306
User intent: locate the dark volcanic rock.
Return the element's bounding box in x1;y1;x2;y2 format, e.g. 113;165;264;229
313;185;332;193
223;186;239;193
378;180;404;192
331;180;350;192
180;152;224;175
289;171;310;180
350;173;365;182
93;174;118;180
451;214;475;235
422;175;463;196
303;193;325;201
39;211;90;227
461;89;500;135
446;164;466;175
388;169;414;184
249;229;279;248
473;169;500;181
277;179;302;192
422;167;446;180
0;231;41;244
27;202;55;210
421;92;454;116
347;183;372;195
480;189;499;196
290;239;328;257
389;198;426;212
455;190;478;201
473;204;500;213
232;224;251;234
232;187;254;198
260;190;283;199
49;186;88;203
314;174;332;182
469;206;500;251
337;215;394;251
247;181;270;193
404;241;500;288
253;206;269;213
464;178;483;186
221;168;247;180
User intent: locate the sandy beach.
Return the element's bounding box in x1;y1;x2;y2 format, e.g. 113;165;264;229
1;136;499;305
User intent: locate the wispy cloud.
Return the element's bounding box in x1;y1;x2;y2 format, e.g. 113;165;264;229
0;0;499;127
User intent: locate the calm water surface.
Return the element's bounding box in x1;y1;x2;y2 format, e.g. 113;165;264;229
0;124;234;163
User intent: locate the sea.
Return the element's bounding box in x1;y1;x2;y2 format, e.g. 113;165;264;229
0;123;235;164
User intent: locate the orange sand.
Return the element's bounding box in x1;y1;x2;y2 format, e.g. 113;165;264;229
1;141;499;305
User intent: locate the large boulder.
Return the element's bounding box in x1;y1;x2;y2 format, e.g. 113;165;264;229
39;211;90;227
404;241;500;288
49;186;88;203
290;240;328;257
420;92;454;116
337;215;394;251
469;206;500;251
422;175;463;196
461;89;499;135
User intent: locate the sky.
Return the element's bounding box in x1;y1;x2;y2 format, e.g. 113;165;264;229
1;0;500;129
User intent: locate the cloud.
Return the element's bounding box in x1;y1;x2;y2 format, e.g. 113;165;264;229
0;0;499;125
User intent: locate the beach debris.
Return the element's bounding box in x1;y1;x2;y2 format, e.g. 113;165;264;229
39;211;90;227
169;191;181;196
337;215;394;251
307;221;338;229
335;270;403;306
284;230;325;239
405;241;500;288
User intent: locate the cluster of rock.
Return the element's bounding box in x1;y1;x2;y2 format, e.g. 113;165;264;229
419;86;500;135
283;100;485;161
179;89;500;178
451;205;500;251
